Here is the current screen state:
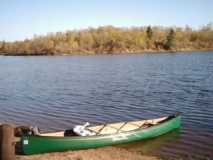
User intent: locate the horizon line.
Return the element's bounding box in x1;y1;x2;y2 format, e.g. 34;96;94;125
1;23;212;42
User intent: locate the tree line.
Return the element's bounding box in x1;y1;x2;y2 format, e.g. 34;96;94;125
0;24;213;55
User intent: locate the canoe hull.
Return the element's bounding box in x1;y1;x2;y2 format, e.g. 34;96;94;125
21;115;181;155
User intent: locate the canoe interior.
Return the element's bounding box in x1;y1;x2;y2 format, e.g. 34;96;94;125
39;116;169;137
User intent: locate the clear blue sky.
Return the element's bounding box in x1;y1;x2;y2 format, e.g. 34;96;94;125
1;0;213;41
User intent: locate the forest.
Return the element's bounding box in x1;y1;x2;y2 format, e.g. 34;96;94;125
0;24;213;55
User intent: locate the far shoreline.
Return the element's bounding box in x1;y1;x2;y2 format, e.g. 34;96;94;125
1;48;213;57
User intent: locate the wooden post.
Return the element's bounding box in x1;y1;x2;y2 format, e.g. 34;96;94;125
0;124;15;160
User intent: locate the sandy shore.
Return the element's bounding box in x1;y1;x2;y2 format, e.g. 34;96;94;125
16;146;159;160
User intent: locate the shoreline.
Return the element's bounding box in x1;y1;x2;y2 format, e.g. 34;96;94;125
16;146;160;160
1;48;213;56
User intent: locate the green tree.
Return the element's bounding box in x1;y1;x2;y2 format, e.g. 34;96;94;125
146;26;154;49
0;41;6;53
164;29;175;50
146;26;153;40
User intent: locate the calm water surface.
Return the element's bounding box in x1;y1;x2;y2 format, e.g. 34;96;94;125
0;51;213;159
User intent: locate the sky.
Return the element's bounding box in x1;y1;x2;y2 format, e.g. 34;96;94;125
0;0;213;41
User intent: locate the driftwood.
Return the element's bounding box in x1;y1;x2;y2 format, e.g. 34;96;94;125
0;124;15;160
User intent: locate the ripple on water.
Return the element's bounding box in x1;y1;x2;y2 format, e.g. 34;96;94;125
0;52;213;159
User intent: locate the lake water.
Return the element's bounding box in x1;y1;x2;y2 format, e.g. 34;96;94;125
0;51;213;159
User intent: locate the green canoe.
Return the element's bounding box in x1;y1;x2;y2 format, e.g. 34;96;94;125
21;113;181;155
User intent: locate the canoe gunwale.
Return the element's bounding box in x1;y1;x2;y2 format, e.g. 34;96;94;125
32;113;181;139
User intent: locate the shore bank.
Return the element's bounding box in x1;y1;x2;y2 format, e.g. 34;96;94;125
16;146;159;160
1;48;213;56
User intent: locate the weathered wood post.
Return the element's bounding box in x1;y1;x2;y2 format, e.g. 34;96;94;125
0;124;15;160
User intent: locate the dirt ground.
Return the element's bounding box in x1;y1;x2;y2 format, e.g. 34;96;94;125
16;146;159;160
